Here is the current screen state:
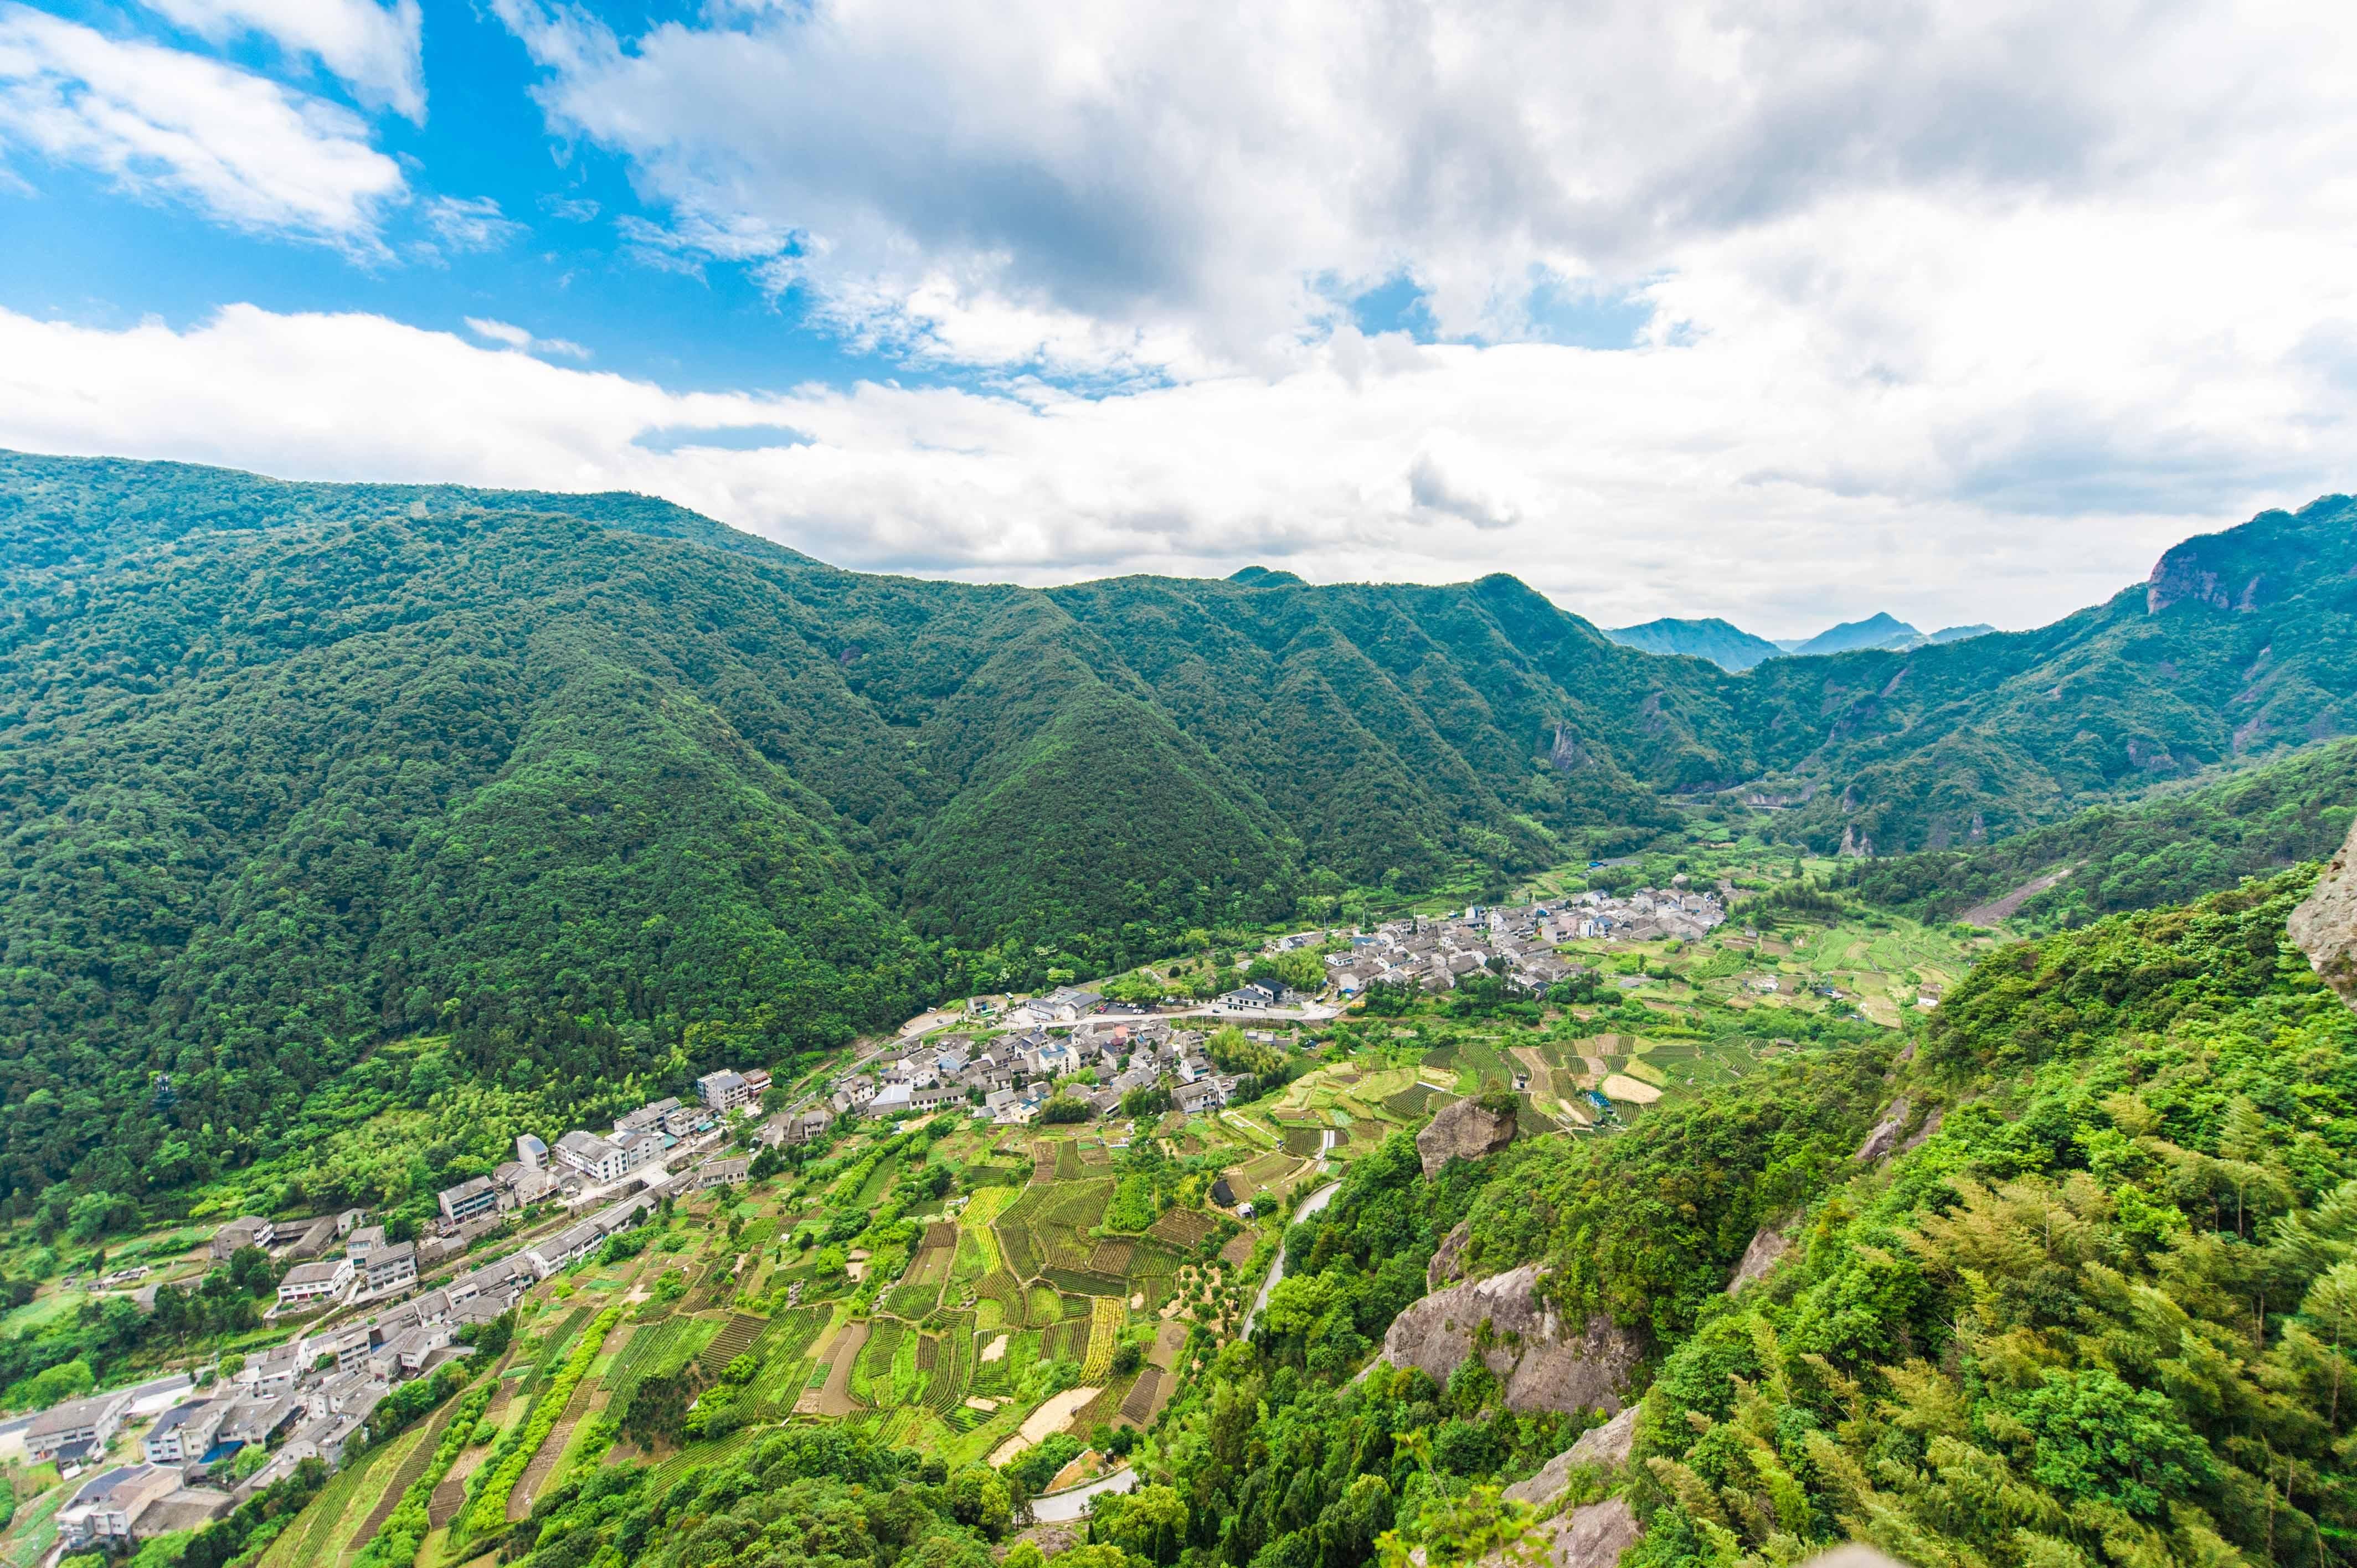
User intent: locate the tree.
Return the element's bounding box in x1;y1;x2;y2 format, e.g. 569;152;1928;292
1093;1483;1188;1565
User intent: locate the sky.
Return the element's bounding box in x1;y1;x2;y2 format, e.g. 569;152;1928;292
2;2;2355;637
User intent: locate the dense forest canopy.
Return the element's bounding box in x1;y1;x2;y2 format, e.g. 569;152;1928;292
4;450;2356;1200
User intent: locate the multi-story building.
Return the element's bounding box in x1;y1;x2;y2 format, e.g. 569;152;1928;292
275;1256;353;1309
436;1175;498;1226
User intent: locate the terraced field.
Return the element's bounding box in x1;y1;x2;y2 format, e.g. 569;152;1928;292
853;1319;907;1406
1080;1296;1124;1380
700;1312;766;1375
1147;1208;1218;1248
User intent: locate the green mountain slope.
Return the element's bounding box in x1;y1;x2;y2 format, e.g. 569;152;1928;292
1605;617;1788;672
1123;866;2357;1568
1838;736;2357;927
7;449;2357;1197
1783;610;1922;655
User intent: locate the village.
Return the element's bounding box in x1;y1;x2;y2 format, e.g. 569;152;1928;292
2;884;1746;1558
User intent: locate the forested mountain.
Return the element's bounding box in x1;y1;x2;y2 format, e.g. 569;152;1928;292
1605;617;1786;672
4;450;2356;1198
1839;736;2357;927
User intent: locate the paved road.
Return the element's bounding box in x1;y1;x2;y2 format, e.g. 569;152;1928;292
1031;1464;1140;1521
1238;1179;1344;1339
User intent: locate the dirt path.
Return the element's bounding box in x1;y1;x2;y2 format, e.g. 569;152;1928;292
429;1431;498;1529
1959;865;2075;926
796;1319;870;1417
508;1378;604;1521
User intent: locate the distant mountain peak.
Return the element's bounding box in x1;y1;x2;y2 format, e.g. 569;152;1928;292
1604;616;1784;672
1227;565;1305;587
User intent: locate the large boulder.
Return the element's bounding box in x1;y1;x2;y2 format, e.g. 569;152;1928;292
1502;1406;1641;1507
2291;816;2357;1008
1381;1263;1641;1414
1417;1097;1519;1178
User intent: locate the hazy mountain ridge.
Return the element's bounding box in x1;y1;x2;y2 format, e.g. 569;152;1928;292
1608;611;1997;669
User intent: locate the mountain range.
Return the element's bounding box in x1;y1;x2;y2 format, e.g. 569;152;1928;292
1606;610;1997;670
5;448;2356;1193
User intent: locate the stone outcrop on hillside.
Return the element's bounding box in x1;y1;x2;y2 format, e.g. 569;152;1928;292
1726;1221;1793;1296
1380;1263;1641;1414
1530;1499;1643;1568
1503;1406;1641;1507
1854;1097;1913;1162
1428;1220;1473;1290
1417;1096;1518;1177
2291;815;2357;1009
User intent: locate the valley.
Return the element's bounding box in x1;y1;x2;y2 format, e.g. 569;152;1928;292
2;459;2356;1568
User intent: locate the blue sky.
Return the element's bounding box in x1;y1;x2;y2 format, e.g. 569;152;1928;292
1;0;2352;636
4;0;918;393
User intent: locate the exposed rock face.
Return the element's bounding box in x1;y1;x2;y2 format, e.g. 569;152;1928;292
1895;1106;1943;1157
1417;1096;1519;1177
1726;1223;1793;1296
1537;1499;1643;1568
1381;1263;1641;1414
1854;1097;1913;1163
1503;1406;1642;1507
2148;538;2266;614
1428;1219;1473;1290
2291;815;2357;1009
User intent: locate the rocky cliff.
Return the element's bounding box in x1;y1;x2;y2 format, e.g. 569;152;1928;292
1503;1405;1641;1508
1380;1263;1641;1414
2291;814;2357;1008
1416;1096;1519;1178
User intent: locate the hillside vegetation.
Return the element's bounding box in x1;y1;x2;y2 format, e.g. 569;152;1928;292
1838;737;2357;929
6;450;2357;1199
429;867;2357;1568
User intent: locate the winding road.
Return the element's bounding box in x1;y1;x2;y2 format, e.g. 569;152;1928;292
1237;1179;1344;1339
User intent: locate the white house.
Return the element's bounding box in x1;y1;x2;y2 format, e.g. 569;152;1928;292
275;1256;353;1309
697;1069;754;1112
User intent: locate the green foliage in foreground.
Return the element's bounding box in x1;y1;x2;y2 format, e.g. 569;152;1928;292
1838;736;2357;929
496;1424;1007;1568
375;865;2357;1568
1629;869;2357;1568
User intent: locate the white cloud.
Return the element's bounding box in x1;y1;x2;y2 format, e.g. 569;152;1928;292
1;294;2349;637
424;194;526;252
464;316;588;359
491;0;2357;383
140;0;424;121
0;6;404;248
10;1;2357;637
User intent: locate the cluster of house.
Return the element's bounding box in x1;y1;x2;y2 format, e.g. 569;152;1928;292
1318;888;1720;995
823;1019;1250;1127
63;1120;768;1554
1548;881;1728;943
403;1065;763;1286
41;1265;505;1550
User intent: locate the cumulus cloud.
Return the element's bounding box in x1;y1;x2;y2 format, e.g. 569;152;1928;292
140;0;424;121
2;298;2348;636
491;0;2357;380
0;6;405;248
